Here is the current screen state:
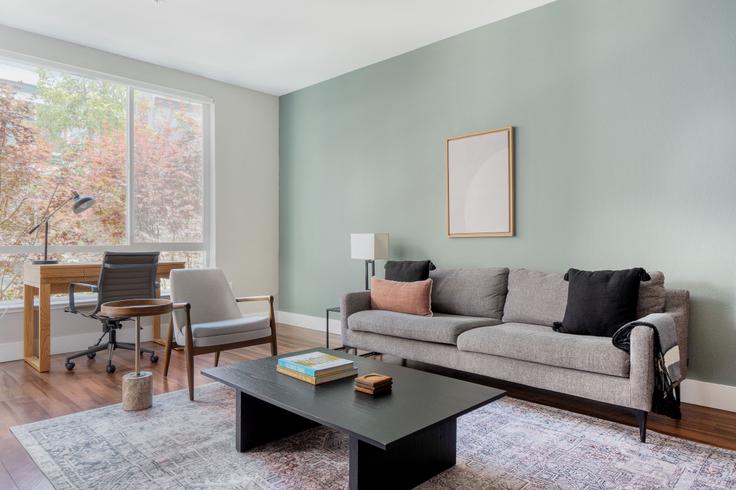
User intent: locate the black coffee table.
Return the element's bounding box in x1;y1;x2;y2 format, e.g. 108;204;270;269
202;348;504;489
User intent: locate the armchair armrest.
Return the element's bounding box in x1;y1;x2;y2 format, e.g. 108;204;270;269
235;295;274;304
171;302;193;347
236;296;276;329
67;282;98;314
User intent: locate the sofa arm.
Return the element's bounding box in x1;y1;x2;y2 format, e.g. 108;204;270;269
629;325;655;412
340;291;371;338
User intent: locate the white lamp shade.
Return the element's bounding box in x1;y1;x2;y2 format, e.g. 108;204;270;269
350;233;390;260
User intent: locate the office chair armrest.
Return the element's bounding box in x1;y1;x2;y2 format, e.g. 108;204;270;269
235;295;274;304
67;282;98;314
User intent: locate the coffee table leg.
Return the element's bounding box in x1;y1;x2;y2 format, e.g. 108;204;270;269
348;417;456;489
235;390;318;452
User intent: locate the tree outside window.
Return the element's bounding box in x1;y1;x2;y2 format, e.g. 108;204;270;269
0;59;208;301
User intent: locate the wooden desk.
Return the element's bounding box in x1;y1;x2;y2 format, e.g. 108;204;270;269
23;261;185;373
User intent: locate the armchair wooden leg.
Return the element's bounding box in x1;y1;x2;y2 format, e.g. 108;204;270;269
214;351;220;367
163;318;174;377
269;299;278;356
185;345;194;401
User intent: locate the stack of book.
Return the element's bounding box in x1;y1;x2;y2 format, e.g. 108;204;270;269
277;352;357;385
354;373;393;395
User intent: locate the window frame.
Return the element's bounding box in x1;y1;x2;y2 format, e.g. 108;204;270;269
0;50;215;274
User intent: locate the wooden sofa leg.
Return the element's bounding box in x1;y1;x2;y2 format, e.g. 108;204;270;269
214;351;220;367
635;410;648;443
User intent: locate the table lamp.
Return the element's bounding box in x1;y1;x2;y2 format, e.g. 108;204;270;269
350;233;389;290
28;191;96;264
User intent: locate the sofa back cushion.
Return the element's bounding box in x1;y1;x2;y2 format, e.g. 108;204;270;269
429;268;509;318
503;268;568;326
503;268;667;327
638;271;666;317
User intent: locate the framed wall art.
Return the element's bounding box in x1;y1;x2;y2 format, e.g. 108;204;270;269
445;126;514;237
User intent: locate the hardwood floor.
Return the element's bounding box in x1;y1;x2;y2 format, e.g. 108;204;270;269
1;323;734;489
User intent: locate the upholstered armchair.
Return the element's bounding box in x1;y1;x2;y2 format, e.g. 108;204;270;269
163;268;277;400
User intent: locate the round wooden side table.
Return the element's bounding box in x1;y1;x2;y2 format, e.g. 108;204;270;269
100;298;173;411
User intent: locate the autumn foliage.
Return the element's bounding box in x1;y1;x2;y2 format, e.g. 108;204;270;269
0;67;204;300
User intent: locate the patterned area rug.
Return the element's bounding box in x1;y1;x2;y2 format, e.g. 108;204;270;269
11;383;736;489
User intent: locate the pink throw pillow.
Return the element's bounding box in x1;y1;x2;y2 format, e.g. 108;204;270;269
370;278;433;316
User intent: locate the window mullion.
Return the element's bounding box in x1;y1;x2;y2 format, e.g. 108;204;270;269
126;87;135;246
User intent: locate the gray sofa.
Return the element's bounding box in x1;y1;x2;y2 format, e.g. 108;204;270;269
341;268;689;441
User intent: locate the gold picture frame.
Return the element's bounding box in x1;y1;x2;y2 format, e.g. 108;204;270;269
445;126;514;237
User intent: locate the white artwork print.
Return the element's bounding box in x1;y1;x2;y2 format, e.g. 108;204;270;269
447;129;512;236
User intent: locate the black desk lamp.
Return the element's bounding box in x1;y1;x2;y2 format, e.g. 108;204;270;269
28;191;95;264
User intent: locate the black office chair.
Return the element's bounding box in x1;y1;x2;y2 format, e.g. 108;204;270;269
64;251;161;373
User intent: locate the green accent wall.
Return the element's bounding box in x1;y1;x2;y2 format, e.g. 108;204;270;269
279;0;736;386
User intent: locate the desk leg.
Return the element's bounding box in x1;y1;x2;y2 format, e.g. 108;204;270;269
23;283;50;373
23;285;36;362
152;286;162;344
38;283;51;372
153;320;161;342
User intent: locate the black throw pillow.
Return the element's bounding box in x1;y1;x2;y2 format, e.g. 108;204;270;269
384;260;436;282
554;268;651;337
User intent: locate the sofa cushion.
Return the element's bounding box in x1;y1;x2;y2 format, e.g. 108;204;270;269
348;310;500;345
429;268;509;318
173;315;272;348
456;322;630;377
502;268;568;326
638;271;666;317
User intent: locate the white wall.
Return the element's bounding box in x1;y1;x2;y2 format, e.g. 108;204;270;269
0;25;279;360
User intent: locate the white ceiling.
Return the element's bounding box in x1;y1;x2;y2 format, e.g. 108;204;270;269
0;0;554;95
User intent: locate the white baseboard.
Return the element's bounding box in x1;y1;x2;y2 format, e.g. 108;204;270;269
0;341;24;362
0;325;154;363
680;379;736;412
276;310;340;333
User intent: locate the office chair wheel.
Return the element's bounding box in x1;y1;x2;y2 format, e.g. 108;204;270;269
106;363;116;374
65;361;75;371
150;354;159;363
87;352;96;360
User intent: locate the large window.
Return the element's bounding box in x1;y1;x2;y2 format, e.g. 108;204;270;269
0;56;211;301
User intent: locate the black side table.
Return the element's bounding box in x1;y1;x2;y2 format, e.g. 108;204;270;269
325;306;342;349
